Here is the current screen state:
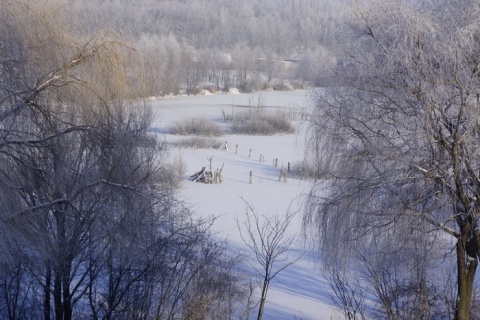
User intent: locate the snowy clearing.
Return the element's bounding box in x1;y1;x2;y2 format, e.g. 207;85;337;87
151;90;341;320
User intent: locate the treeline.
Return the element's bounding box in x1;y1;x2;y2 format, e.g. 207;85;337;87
67;0;348;95
0;1;249;319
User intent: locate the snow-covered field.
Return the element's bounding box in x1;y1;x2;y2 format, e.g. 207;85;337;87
150;90;340;320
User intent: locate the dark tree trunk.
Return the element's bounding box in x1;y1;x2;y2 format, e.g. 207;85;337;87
63;263;72;320
44;268;51;320
256;273;269;320
54;273;63;320
455;222;478;320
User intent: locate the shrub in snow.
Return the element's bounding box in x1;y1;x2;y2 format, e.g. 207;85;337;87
202;84;218;94
168;117;224;136
272;82;293;91
230;110;294;135
171;137;224;149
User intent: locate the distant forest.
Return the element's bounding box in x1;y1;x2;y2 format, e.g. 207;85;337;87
69;0;349;94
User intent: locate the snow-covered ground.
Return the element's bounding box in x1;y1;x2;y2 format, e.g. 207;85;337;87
150;90;341;320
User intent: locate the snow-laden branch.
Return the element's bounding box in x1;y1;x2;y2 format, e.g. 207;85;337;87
0;126;91;148
3;197;68;223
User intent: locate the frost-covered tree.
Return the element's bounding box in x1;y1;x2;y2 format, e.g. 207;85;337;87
0;1;244;319
304;1;480;319
67;0;347;93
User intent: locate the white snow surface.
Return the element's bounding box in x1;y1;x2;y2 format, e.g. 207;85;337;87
150;90;341;320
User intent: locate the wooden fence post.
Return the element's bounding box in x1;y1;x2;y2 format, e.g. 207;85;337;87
279;168;287;183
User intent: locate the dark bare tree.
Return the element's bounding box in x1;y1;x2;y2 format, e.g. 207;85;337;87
237;201;300;320
0;1;245;319
324;267;366;320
